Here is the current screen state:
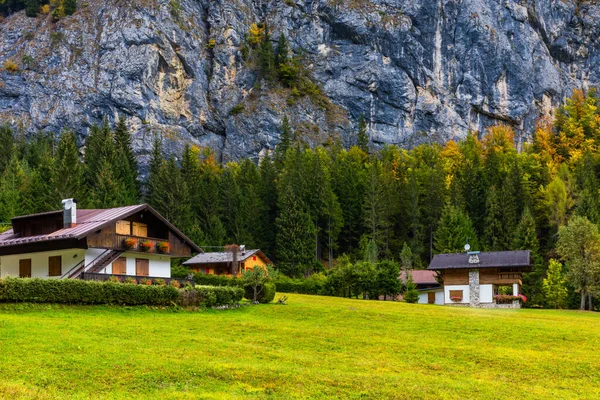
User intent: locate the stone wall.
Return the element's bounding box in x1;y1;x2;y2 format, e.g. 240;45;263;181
468;269;480;306
478;300;521;309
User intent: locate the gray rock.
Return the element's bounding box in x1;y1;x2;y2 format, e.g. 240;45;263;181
1;0;599;165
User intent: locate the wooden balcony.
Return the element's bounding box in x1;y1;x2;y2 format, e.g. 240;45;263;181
496;272;522;285
115;234;171;255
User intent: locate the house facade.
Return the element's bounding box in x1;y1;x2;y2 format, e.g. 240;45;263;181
183;248;272;277
428;250;531;308
401;270;444;305
0;200;201;280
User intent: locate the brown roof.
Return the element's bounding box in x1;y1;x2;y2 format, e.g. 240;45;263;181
0;204;201;252
400;270;439;285
183;249;272;266
428;250;531;270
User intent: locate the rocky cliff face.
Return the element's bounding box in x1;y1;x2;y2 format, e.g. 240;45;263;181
1;0;599;162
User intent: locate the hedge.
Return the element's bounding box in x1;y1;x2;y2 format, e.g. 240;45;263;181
0;278;179;306
180;285;244;307
193;273;244;288
0;278;244;307
274;275;326;295
244;282;276;304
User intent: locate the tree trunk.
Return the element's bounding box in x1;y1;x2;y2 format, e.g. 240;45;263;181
581;290;586;310
589;292;593;311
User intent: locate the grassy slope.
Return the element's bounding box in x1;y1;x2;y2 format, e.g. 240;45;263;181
0;294;599;399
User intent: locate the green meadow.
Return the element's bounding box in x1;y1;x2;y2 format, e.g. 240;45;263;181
0;294;599;399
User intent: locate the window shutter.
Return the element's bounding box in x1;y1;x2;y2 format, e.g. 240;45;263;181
49;256;62;277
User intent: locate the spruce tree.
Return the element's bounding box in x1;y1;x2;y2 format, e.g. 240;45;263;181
113;116;140;204
0;153;26;222
356;115;369;152
258;23;275;80
0;125;14;176
52;130;84;201
276;187;316;277
145;136;167;210
275;33;289;68
483;186;504;250
403;272;420;303
434;204;479;253
63;0;77;16
25;0;40;17
543;259;568;309
275;114;292;167
513;207;544;307
256;155;278;257
88;160;122;208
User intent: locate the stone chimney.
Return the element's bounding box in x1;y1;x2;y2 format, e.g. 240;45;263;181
62;198;77;228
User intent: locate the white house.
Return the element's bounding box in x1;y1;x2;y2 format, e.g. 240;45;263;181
401;270;444;305
0;200;201;281
428;250;531;308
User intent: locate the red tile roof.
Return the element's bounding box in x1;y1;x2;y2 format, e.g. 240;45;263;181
399;270;439;285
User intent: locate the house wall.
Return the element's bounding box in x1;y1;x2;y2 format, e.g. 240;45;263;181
89;249;171;278
418;289;444;305
444;285;470;304
242;253;268;272
0;249;84;278
480;284;494;303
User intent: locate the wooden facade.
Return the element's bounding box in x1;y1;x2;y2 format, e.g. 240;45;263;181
439;268;522;286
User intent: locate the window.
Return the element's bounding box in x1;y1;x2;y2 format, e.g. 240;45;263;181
112;257;127;275
132;222;148;237
48;256;62;277
19;259;32;278
135;258;149;276
449;290;463;301
253;256;257;261
116;220;131;235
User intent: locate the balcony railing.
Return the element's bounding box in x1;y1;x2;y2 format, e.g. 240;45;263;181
81;272;193;286
115;234;171;255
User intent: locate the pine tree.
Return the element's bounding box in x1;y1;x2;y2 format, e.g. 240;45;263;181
23;150;56;214
543;259;569;309
0;153;26;222
145;136;167;210
276;187;316;277
513;207;545;307
159;157;193;235
113;116;140;204
25;0;40;17
434;204;479;253
88;160;122;208
63;0;77;16
258;23;275;80
256;155;278;257
275;114;292;167
375;260;401;300
356;115;369;152
52;130;84;201
0;125;14;176
483;186;504;250
275;33;289;68
575;152;600;224
404;272;420;303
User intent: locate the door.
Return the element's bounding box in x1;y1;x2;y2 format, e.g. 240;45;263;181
19;259;32;278
428;292;435;304
135;258;149;276
112;257;127;275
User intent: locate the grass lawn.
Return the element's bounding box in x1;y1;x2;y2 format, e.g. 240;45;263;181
1;294;599;399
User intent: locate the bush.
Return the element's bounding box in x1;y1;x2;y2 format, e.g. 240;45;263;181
193;273;243;288
179;285;244;307
0;277;179;306
274;274;326;295
153;278;166;286
171;265;192;279
3;60;19;73
244;282;276;304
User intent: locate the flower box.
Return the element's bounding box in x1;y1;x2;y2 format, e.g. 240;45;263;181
156;241;170;254
450;296;463;302
494;294;527;303
123;237;137;250
139;240;152;252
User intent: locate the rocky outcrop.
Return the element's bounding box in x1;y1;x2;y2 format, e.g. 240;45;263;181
1;0;599;162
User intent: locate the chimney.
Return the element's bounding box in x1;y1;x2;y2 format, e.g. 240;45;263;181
62;198;77;228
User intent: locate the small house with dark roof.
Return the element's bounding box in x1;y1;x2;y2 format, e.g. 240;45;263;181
400;270;444;304
183;248;273;277
0;199;201;281
428;250;531;308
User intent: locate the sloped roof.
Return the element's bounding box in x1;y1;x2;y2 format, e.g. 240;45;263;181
183;249;272;265
428;250;531;270
0;204;201;252
400;270;439;285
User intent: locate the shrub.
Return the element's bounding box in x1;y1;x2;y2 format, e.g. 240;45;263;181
207;38;216;49
274;274;327;295
107;276;121;283
124;277;136;284
169;280;181;288
0;277;179;306
171;265;191;279
229;103;245;115
3;60;19;73
179;285;244;307
153;278;166;286
193;273;243;288
244;282;276;304
140;278;152;286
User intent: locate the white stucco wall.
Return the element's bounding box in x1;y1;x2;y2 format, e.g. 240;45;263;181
480;284;494;303
0;249;85;278
418;289;444;305
444;285;470;304
89;249;171;278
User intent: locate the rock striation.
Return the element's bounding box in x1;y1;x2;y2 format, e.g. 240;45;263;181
1;0;599;162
